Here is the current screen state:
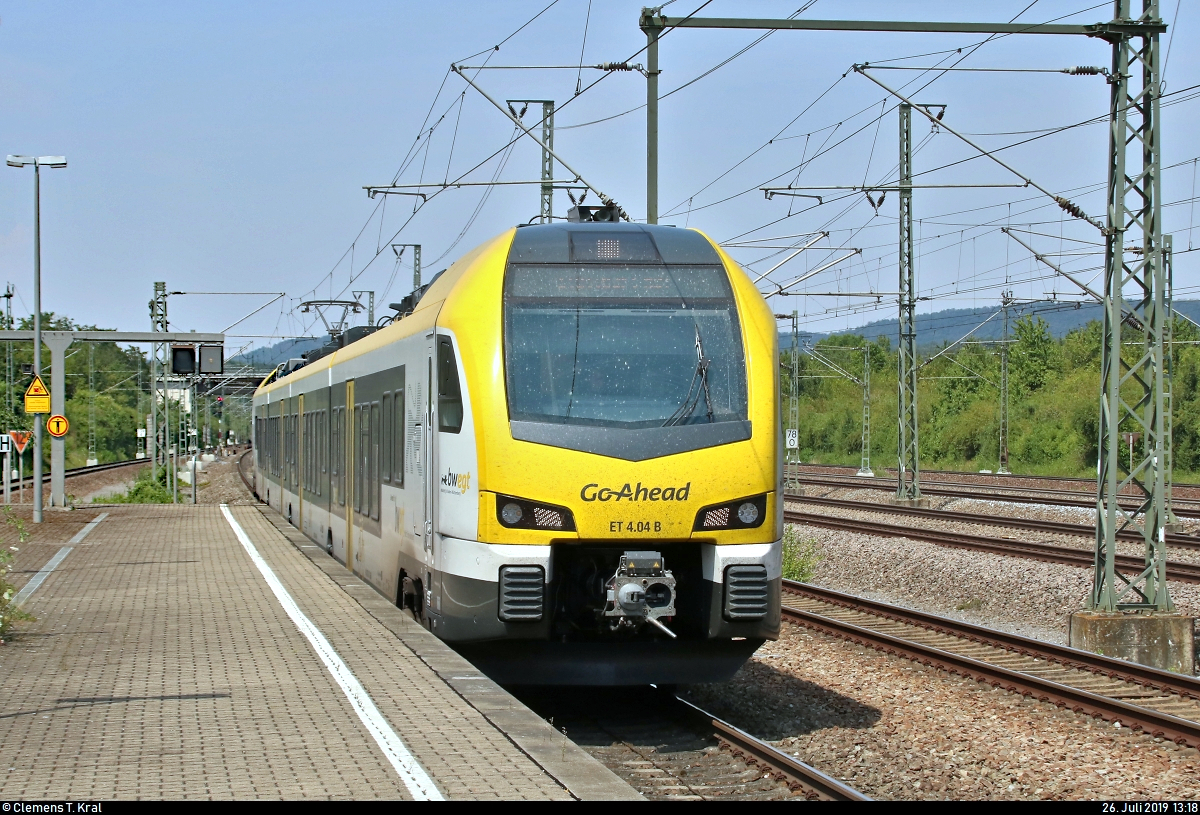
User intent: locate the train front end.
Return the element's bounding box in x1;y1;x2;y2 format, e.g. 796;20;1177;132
440;222;781;685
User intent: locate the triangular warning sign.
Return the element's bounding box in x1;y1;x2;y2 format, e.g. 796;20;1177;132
25;376;48;398
8;431;30;454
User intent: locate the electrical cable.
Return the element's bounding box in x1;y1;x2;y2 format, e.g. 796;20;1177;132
575;0;592;96
290;0;718;334
662;1;1125;225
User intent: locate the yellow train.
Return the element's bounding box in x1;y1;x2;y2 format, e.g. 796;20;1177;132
252;221;782;684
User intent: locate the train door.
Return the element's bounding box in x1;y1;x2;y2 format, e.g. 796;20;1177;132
427;333;436;556
297;393;304;532
423;335;436;613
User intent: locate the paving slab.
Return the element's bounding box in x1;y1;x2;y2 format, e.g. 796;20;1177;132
0;504;638;800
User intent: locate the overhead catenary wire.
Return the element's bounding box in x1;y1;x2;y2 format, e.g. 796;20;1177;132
287;0;721;341
574;0;593;95
661;0;1055;218
292;0;1193;349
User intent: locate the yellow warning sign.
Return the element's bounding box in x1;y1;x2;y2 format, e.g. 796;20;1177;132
46;414;69;438
24;375;50;414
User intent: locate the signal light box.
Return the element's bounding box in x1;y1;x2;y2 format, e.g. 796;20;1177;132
199;345;224;374
171;346;196;375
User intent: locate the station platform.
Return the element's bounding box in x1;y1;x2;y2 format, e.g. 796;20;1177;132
0;504;639;801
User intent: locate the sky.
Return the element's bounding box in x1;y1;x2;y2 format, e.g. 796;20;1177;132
1;1;1196;357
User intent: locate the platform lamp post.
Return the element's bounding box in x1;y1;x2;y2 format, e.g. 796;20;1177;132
6;155;67;524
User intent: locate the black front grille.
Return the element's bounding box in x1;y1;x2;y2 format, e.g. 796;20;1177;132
724;564;768;620
498;565;545;621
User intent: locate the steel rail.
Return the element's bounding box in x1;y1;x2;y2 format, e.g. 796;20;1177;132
783;510;1200;583
779;582;1200;748
790;493;1200;550
8;457;145;490
783;581;1200;701
670;695;871;801
790;462;1200;496
237;449;255;496
789;473;1200;518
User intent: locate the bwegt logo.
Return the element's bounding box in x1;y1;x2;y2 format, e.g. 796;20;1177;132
580;482;691;502
440;467;471;493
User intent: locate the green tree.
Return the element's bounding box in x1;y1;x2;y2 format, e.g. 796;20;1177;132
1011;315;1056;395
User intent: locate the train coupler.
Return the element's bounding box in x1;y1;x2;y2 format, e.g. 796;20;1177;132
604;550;677;638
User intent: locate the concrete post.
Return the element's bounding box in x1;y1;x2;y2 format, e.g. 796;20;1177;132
43;331;72;507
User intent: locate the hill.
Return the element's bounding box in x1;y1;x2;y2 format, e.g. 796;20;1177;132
230;335;328;368
781;299;1200;349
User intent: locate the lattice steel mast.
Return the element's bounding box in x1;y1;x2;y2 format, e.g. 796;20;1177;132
999;291;1013;474
540;101;554;223
860;343;873;477
1092;0;1171;612
896;103;921;502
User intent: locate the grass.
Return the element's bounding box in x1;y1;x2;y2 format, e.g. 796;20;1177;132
781;525;821;583
0;507;35;643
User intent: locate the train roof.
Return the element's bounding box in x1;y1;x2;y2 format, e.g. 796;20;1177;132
507;223;721;266
255;224;729;395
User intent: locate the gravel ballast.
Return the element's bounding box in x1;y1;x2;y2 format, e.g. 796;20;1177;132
789;522;1200;644
686;624;1200;800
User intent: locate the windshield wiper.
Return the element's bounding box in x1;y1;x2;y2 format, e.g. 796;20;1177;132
663;325;715;427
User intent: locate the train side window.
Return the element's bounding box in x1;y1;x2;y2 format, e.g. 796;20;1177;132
395;366;406;487
381;393;391;484
333;407;343;506
353;406;361;514
437;337;463;433
370;401;380;520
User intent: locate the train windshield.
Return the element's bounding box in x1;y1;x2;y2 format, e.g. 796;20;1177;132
504;263;748;429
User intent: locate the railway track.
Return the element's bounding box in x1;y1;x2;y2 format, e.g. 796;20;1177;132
792;462;1200;497
780;581;1200;749
789;493;1200;551
791;473;1200;518
2;458;146;498
511;685;868;800
20;457;145;487
237;448;255;495
783;509;1200;584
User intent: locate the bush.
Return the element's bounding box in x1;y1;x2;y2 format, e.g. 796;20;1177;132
781;525;821;583
102;467;173;504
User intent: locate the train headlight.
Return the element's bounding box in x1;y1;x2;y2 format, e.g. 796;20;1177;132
693;494;768;531
495;493;577;531
737;502;759;525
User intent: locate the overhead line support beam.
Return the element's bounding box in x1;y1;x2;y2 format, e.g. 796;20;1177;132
639;3;1182;660
654;16;1164;37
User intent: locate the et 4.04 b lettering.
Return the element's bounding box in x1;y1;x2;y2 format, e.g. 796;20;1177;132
610;520;662;533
